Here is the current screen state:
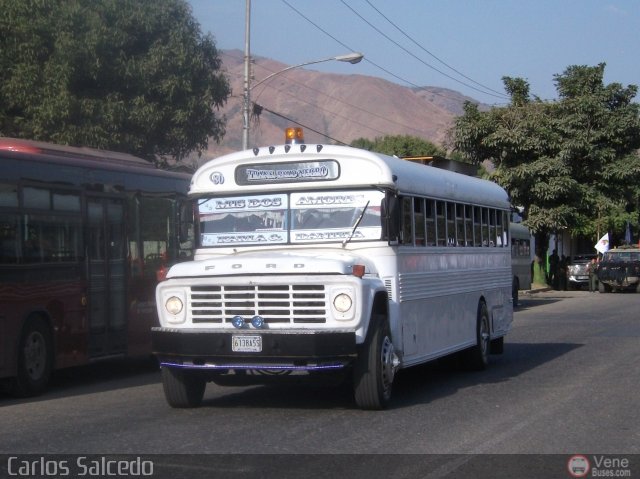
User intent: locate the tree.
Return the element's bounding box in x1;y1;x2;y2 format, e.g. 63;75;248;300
451;64;640;256
351;134;446;158
0;0;230;163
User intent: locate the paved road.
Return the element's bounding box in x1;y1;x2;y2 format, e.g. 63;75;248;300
1;290;638;464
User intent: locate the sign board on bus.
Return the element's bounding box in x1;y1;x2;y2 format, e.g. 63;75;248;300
235;160;340;185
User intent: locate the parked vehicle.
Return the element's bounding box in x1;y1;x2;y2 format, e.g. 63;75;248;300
596;246;640;293
566;254;597;290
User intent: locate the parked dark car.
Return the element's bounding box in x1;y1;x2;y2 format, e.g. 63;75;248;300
596;246;640;293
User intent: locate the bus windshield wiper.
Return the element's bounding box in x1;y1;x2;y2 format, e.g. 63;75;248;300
343;201;370;247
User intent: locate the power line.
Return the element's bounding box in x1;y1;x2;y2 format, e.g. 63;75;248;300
279;0;507;105
362;0;509;98
339;0;508;100
256;104;350;145
221;50;438;138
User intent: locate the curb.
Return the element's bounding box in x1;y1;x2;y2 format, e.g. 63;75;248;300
522;287;552;295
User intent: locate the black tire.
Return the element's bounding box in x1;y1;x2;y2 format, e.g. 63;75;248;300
161;367;206;408
490;336;504;355
512;277;519;307
353;315;396;410
465;302;490;370
11;317;53;397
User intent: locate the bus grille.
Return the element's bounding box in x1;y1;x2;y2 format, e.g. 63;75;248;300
189;284;327;324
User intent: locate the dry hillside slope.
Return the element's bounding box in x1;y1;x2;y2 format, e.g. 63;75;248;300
195;50;483;162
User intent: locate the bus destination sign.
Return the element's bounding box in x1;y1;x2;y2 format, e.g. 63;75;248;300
235;160;340;185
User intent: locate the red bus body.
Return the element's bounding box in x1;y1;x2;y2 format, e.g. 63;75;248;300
0;138;192;395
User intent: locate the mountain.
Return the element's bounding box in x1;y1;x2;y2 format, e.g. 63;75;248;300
193;49;484;162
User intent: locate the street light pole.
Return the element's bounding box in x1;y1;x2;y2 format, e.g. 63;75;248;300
241;0;252;152
241;50;364;150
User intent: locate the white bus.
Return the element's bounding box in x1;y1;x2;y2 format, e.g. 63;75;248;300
510;222;533;306
153;129;513;410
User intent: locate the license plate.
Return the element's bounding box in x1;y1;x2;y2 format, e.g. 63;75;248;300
232;335;262;352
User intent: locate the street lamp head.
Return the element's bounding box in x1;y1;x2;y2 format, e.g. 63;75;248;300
334;52;364;64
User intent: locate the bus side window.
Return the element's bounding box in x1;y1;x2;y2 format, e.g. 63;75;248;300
425;199;436;246
0;214;19;263
401;197;413;245
455;203;465;246
473;206;482;246
414;198;425;246
382;193;400;243
436;201;446;246
464;204;473;246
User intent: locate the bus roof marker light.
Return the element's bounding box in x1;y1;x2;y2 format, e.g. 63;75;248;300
316;145;323;153
300;145;307;153
284;145;291;153
253;148;259;156
285;127;305;144
269;146;275;154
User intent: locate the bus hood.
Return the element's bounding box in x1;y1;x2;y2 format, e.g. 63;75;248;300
166;250;374;278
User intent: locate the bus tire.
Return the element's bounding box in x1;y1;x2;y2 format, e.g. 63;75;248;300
353;315;395;410
161;367;206;408
490;336;504;355
466;302;490;370
512;277;519;307
12;316;53;397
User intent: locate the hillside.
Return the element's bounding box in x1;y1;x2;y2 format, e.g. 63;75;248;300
193;50;484;162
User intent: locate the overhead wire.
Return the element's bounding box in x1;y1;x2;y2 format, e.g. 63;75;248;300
221;50;437;139
362;0;509;99
280;0;507;105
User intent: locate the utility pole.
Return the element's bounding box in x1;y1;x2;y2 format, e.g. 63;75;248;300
241;0;251;150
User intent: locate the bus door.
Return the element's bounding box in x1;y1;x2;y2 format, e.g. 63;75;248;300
86;197;127;357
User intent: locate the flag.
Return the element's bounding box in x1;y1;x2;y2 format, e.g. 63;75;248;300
595;232;610;254
624;221;632;244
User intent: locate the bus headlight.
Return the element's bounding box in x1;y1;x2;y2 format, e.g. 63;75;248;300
333;293;353;313
165;296;184;315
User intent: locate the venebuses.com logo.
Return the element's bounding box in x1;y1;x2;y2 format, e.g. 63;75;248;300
568;455;590;477
567;454;632;478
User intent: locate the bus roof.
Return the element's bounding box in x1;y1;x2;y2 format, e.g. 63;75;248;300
0;137;191;180
191;143;510;209
510;223;531;239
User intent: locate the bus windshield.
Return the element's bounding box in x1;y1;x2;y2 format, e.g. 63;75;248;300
197;189;384;247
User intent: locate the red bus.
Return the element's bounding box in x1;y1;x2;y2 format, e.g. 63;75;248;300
0;138;193;396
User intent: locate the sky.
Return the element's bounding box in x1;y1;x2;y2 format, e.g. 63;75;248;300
187;0;639;105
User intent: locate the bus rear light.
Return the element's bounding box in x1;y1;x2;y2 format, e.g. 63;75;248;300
352;264;366;278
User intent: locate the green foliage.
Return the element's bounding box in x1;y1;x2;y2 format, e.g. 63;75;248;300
450;63;640;249
350;134;446;158
0;0;230;163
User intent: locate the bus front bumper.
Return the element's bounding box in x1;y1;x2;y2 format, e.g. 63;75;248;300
151;327;357;371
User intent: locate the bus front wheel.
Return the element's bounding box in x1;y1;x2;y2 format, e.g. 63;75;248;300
12;316;53;397
161;367;206;408
353;315;396;410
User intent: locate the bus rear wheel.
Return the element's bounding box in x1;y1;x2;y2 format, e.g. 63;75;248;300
161;367;206;408
353;315;396;410
12;317;53;397
465;302;490;371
